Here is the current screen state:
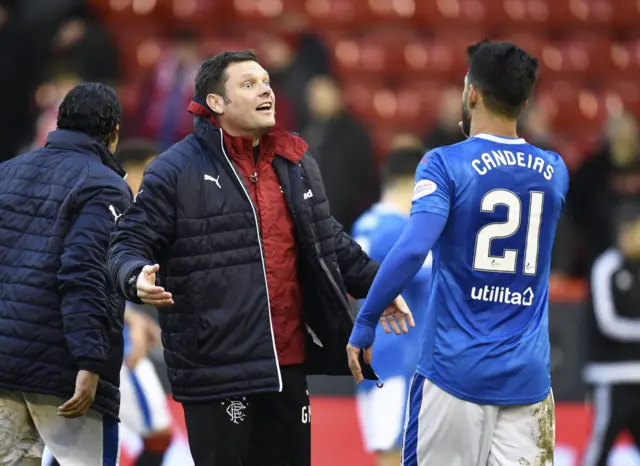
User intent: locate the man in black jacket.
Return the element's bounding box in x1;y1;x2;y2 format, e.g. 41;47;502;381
108;50;410;466
583;206;640;465
0;83;130;466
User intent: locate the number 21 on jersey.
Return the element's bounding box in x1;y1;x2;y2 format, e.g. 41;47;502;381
473;189;544;275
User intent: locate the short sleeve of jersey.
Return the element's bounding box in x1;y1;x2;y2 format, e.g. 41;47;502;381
411;149;451;219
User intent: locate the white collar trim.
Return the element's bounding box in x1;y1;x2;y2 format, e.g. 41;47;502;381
474;133;527;145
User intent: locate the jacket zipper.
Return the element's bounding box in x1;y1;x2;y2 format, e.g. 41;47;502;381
299;163;353;317
316;247;354;320
217;131;283;392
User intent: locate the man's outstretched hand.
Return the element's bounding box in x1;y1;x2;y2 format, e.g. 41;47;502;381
136;264;173;307
347;296;415;384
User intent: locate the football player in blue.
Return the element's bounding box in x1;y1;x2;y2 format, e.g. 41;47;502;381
347;40;569;465
352;147;433;466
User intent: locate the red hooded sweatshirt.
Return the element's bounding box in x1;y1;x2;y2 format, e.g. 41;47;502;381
188;99;308;366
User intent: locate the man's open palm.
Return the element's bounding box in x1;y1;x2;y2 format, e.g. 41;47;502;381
136;264;174;307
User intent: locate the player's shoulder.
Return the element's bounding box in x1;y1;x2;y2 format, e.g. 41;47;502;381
441;136;490;157
538;147;569;175
527;143;566;165
526;144;570;189
419;138;489;173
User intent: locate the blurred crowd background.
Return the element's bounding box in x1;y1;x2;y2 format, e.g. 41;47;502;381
1;0;640;464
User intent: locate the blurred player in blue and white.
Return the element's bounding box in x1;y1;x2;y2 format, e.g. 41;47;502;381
352;147;433;466
116;141;173;466
347;40;569;465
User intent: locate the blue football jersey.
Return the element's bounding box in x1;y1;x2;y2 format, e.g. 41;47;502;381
353;203;432;382
412;133;569;405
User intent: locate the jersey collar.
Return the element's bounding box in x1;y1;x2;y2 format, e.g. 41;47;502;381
473;133;527;145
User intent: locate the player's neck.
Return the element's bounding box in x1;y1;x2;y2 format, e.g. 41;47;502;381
380;189;411;215
470;114;519;140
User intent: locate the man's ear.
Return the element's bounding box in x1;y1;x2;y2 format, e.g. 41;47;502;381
108;124;120;153
468;84;479;110
206;94;225;115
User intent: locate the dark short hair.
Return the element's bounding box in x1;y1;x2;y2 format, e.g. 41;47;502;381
195;50;258;101
57;83;121;146
115;139;160;169
380;148;425;185
466;40;539;119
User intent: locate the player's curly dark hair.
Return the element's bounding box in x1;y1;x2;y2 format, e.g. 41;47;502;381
57;83;121;147
195;50;258;102
466;40;539;119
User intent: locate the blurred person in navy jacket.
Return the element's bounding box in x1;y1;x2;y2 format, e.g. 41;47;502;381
0;83;131;466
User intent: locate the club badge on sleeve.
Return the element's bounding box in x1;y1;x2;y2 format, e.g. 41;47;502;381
412;179;437;201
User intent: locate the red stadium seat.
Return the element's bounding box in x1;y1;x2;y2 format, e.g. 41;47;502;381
608;40;640;78
232;0;305;22
601;79;640;118
488;0;552;29
91;0;162;27
495;30;550;61
343;83;429;131
539;39;613;79
365;0;418;25
536;82;609;134
198;36;251;57
401;81;445;123
609;0;640;27
307;0;417;26
415;0;494;27
157;0;232;27
552;0;614;26
111;24;163;79
403;38;462;80
327;31;417;79
407;32;477;80
305;0;369;27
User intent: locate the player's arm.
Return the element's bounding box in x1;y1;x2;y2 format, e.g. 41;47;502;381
108;157;177;304
58;181;131;374
349;150;451;350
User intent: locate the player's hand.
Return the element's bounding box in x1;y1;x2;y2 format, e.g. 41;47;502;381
137;264;173;307
380;296;415;335
346;344;372;384
57;370;99;418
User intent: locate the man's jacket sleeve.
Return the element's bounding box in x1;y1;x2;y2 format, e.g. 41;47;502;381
333;218;379;299
58;183;130;374
108;159;177;302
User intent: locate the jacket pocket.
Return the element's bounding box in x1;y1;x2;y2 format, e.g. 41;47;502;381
158;313;198;355
196;305;271;366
